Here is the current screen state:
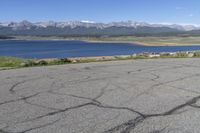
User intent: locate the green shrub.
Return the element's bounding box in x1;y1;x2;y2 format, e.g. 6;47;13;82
175;52;188;58
21;60;36;67
49;58;72;65
194;52;200;57
60;58;72;63
37;60;48;66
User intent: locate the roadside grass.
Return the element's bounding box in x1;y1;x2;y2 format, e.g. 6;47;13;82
0;57;75;70
1;51;200;70
0;56;27;68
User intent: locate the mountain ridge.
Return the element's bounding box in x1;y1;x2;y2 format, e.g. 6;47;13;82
0;20;200;36
1;20;199;30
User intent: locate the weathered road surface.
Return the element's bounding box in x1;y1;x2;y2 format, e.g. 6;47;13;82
1;58;200;133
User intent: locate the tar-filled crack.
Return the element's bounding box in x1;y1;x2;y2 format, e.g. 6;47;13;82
168;85;200;95
149;127;167;133
0;93;39;106
0;118;61;133
24;99;60;111
127;65;185;75
103;95;200;133
9;77;44;94
149;73;160;81
134;73;200;99
39;85;200;133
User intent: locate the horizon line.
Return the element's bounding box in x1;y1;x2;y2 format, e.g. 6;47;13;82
0;20;200;26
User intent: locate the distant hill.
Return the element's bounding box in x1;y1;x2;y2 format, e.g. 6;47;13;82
0;20;200;37
0;35;14;39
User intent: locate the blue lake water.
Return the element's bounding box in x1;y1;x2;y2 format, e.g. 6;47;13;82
1;40;200;59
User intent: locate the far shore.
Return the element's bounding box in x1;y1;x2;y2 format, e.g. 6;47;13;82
2;36;200;46
3;38;200;46
81;40;200;46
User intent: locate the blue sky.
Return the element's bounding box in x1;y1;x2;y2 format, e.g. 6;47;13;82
0;0;200;25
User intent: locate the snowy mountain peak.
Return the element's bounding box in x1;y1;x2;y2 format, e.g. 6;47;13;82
0;20;200;31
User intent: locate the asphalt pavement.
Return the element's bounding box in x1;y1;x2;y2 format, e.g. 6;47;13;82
1;58;200;133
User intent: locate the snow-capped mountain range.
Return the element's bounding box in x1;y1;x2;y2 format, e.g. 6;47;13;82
0;20;199;31
0;20;200;36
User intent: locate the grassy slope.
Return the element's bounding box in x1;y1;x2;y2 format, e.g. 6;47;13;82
1;51;200;70
0;57;26;68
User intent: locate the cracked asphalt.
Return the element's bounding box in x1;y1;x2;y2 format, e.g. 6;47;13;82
1;58;200;133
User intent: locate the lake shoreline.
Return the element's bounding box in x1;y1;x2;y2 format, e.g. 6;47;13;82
4;38;200;46
0;38;147;46
3;36;200;46
1;51;200;70
2;39;200;59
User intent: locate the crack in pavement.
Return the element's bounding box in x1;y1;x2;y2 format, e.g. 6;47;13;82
0;93;39;106
68;94;102;105
127;62;200;76
149;127;167;133
127;65;184;75
20;118;61;133
9;100;145;132
23;98;60;111
168;85;200;95
17;83;110;125
48;83;109;105
18;102;94;124
0;118;61;133
103;95;200;133
104;116;144;133
0;129;9;133
9;77;44;94
12;77;199;133
149;73;160;82
134;73;200;99
189;104;200;109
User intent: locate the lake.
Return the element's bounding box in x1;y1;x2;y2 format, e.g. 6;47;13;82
1;40;200;59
